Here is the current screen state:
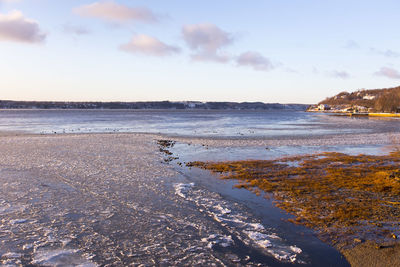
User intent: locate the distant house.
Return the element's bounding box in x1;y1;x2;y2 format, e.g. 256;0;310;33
363;94;376;100
355;106;368;113
318;104;330;111
342;107;354;112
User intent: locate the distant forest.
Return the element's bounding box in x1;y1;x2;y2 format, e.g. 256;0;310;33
319;86;400;113
0;100;308;111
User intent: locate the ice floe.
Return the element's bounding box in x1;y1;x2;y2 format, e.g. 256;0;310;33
173;182;304;263
173;183;194;198
202;234;234;249
32;248;97;267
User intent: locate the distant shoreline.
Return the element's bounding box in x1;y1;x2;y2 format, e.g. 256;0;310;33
0;100;308;111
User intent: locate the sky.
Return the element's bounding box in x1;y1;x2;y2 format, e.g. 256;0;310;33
0;0;399;104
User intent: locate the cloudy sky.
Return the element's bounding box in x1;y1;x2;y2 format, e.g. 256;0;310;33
0;0;399;103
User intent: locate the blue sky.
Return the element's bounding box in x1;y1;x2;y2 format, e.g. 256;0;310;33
0;0;399;103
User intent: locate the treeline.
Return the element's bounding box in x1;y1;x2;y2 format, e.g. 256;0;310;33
0;100;308;111
319;86;400;113
374;87;400;112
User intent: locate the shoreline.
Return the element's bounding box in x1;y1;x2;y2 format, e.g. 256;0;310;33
158;132;400;267
178;141;400;267
0;132;345;266
308;110;400;118
1;132;399;266
2;130;400;146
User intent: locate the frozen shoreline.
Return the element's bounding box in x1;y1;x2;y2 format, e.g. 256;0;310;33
170;131;400;148
0;132;322;266
0;132;396;266
2;130;400;146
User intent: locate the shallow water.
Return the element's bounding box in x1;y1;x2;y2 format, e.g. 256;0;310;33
167;143;389;266
1;109;400;138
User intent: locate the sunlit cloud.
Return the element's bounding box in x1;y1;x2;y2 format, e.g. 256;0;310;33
236;51;274;71
0;10;46;43
182;23;233;63
375;67;400;79
74;1;159;24
120;34;180;56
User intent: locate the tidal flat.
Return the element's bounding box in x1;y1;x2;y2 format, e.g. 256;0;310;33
187;151;400;265
0;132;347;266
1;127;400;265
165;134;400;267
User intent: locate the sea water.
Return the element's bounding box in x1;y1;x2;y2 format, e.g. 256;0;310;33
0;109;400;137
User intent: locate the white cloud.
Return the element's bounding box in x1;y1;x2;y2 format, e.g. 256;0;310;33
0;10;46;43
344;40;360;49
120;34;180;56
370;47;399;58
329;70;350;79
375;67;400;79
0;0;21;3
236;51;274;71
182;23;233;63
63;24;90;35
74;1;158;24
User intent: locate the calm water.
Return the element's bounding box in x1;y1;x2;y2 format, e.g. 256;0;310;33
1;109;400;137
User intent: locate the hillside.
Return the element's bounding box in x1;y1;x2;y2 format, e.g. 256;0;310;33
319;86;400;113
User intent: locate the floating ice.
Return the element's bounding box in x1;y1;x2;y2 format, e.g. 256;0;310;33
32;249;97;267
243;231;272;248
290;246;303;254
202;234;234;249
10;219;28;225
173;183;194;198
2;252;22;258
174;182;304;263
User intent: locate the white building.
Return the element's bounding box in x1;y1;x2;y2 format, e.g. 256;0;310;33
363;94;376;100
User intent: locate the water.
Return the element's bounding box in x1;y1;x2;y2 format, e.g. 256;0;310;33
1;109;400;266
1;109;400;137
165;142;392;266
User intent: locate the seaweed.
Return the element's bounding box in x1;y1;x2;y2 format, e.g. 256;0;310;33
188;151;400;245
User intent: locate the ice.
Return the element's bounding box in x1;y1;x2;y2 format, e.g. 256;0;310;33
290;246;303;254
173;183;195;198
202;234;234;249
244;231;272;248
2;252;22;258
32;249;97;267
213;204;231;215
248;222;266;231
10;219;28;224
176;181;304;263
